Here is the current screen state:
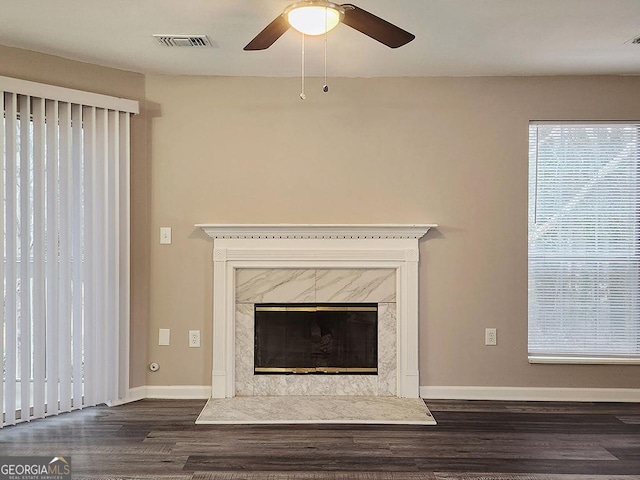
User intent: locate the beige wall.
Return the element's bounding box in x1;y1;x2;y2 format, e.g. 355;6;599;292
3;43;640;392
146;74;640;389
0;46;150;388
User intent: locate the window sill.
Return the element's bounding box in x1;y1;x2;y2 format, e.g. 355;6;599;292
529;356;640;365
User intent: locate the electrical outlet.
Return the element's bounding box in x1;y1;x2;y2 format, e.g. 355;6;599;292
485;328;497;346
189;330;200;348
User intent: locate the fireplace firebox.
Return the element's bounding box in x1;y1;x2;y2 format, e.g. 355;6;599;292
254;304;378;375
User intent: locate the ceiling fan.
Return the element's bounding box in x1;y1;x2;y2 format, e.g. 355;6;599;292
244;0;415;51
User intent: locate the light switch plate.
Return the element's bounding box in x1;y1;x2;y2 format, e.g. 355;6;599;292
159;328;170;346
160;227;172;245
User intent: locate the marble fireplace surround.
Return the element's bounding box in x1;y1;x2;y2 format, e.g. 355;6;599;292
197;224;436;399
236;269;396;397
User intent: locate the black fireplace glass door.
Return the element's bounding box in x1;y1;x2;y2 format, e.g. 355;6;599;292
254;304;378;374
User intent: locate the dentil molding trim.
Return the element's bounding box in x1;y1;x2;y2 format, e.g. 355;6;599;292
196;224;437;240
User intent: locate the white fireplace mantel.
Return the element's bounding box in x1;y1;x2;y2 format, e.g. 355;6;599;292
197;224;436;399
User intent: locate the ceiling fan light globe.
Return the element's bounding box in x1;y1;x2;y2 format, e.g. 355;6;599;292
287;5;342;36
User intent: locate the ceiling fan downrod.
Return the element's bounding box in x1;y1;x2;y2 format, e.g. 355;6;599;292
300;33;306;100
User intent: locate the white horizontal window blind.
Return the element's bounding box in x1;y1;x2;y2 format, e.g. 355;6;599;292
528;122;640;363
1;76;137;426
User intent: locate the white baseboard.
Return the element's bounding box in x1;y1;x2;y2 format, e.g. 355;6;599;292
105;386;146;407
144;385;212;399
126;385;147;402
110;385;211;405
111;385;212;403
118;385;640;403
420;386;640;403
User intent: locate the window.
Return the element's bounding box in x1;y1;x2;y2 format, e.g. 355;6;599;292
1;76;138;426
528;122;640;363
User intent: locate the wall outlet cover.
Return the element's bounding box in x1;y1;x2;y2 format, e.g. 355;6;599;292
189;330;201;348
485;328;497;346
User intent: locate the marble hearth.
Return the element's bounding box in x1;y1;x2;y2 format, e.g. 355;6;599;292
197;224;435;399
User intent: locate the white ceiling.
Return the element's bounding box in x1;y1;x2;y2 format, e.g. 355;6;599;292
0;0;639;77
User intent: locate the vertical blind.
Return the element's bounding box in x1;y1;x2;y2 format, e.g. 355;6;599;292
528;122;640;362
1;76;137;426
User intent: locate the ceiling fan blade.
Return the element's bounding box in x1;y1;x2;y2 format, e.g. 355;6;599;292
244;14;290;51
341;4;415;48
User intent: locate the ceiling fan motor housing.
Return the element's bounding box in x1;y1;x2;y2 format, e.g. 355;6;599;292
284;1;346;36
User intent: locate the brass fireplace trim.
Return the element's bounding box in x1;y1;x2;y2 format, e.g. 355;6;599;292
255;367;378;374
255;305;378;312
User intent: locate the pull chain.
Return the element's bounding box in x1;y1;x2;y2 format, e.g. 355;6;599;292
300;33;306;100
323;10;329;93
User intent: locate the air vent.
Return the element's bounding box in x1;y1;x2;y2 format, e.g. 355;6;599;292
153;34;213;47
626;34;640;44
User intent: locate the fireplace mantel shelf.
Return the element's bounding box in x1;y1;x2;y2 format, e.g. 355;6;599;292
196;224;437;240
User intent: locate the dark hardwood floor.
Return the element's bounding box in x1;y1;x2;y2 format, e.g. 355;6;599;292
1;398;640;479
